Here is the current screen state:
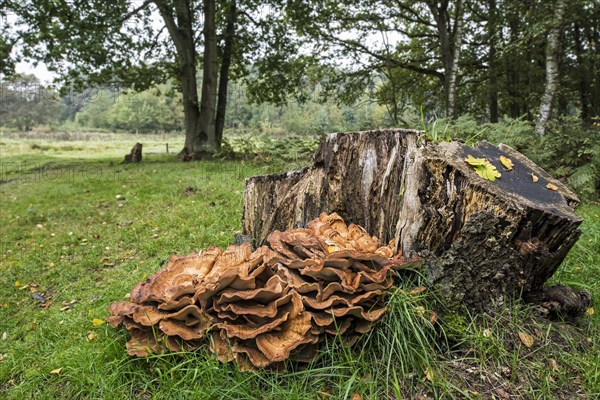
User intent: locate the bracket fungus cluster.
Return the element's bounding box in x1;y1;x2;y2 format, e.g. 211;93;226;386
108;213;420;370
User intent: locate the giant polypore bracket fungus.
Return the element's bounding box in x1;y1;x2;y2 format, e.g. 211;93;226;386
108;213;421;370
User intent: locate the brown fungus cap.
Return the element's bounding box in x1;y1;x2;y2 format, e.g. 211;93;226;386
108;213;421;370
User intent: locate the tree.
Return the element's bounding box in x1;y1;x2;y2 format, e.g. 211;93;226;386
284;0;465;121
6;0;300;159
0;74;64;131
535;0;567;136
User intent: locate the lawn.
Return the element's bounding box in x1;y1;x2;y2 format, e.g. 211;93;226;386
0;140;598;399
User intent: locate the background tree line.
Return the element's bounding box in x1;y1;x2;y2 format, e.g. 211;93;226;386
0;73;393;135
2;0;598;157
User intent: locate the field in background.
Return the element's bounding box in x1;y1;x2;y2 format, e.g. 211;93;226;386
0;131;184;159
0;136;598;399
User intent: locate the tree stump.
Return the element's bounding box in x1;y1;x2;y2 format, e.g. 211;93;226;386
122;143;143;163
242;129;584;310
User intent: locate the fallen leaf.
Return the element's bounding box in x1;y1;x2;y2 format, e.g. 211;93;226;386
408;286;427;295
464;154;488;167
351;393;363;400
92;318;105;327
465;155;502;181
586;307;594;316
31;293;47;305
496;387;510;399
424;368;434;382
415;306;426;315
548;358;559;372
531;173;539;182
518;331;535;348
100;257;114;267
546;183;558;191
499;156;514;170
429;312;438;325
87;331;98;342
1;332;7;340
50;368;62;374
483;328;492;338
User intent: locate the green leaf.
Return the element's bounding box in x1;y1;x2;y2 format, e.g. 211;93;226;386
465;155;502;181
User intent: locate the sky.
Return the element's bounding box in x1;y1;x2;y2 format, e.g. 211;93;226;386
15;62;56;83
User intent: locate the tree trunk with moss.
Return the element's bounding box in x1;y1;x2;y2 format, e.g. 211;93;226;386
242;129;584;311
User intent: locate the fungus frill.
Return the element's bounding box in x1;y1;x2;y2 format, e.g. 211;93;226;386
108;213;421;369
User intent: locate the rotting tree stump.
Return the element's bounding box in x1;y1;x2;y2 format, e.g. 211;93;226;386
122;142;143;163
242;129;585;311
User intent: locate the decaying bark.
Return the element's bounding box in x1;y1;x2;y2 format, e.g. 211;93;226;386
122;143;143;163
242;129;583;311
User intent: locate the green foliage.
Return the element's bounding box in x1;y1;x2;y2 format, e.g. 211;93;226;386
0;75;65;131
216;134;323;166
107;89;183;133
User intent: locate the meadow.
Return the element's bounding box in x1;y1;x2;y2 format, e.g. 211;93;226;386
0;134;598;399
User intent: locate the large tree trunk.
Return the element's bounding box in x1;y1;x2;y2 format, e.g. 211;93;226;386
427;0;463;119
507;12;521;119
242;129;582;311
535;0;567;136
155;0;208;159
196;0;219;155
215;0;236;149
573;22;592;124
487;0;499;123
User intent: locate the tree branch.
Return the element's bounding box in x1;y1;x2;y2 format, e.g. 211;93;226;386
120;0;153;24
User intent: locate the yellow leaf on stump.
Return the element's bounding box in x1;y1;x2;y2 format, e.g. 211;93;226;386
499;156;514;170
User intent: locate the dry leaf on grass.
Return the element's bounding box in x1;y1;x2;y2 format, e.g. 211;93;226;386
496;387;510;399
50;368;62;374
586;307;595;316
518;331;535;348
87;331;98;342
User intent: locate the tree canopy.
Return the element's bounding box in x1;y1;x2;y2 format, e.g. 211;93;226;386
3;0;598;150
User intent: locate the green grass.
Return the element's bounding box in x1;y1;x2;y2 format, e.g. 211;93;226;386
1;146;598;399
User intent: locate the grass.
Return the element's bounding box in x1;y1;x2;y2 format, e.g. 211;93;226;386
0;138;598;399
